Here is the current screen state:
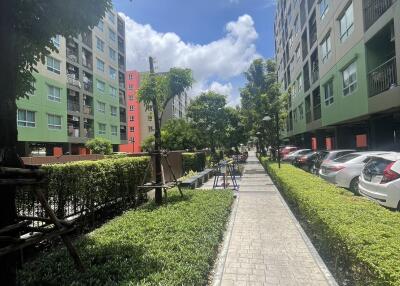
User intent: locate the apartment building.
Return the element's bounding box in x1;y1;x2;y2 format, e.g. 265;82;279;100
275;0;400;150
119;71;141;153
16;9;127;156
161;92;188;125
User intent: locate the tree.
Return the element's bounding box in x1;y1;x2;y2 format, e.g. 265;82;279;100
138;60;193;204
221;107;248;149
85;138;113;155
141;119;202;152
187;91;227;152
0;1;111;283
240;58;287;153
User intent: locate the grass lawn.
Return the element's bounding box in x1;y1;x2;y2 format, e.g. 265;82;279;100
19;190;234;286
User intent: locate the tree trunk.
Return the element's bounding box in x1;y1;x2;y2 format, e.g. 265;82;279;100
0;1;23;284
149;57;163;205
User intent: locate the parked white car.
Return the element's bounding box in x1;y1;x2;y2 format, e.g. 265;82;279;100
359;153;400;210
319;151;394;193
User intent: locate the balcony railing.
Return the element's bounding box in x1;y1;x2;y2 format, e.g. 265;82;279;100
67;101;80;112
83;105;93;116
67;74;81;88
313;105;321;121
119;96;126;105
68;127;80;138
120;133;127;141
364;0;394;30
368;56;397;97
84;129;94;138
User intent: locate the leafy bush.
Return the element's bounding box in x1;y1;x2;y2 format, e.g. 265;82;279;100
182;152;206;173
85;137;113;155
40;156;150;218
18;190;234;286
260;157;400;286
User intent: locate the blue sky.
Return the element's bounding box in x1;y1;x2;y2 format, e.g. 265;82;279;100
113;0;276;105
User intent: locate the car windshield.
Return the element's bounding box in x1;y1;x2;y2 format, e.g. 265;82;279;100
334;153;360;163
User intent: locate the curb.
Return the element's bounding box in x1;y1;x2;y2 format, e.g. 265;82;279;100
210;190;240;286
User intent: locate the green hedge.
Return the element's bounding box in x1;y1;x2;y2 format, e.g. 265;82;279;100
19;190;234;285
182;152;206;173
260;157;400;286
30;157;150;218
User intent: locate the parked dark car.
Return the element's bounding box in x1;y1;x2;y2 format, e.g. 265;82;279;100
293;151;318;172
311;150;356;175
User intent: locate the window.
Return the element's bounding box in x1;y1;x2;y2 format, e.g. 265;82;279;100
17;110;35;127
110;105;117;116
96;80;105;92
148;126;154;133
129;115;134;121
97;20;104;31
109;66;117;80
107;11;115;24
27;81;36;96
97;58;105;72
128;74;133;80
293;107;298;122
128;95;134;101
342;61;357;96
96;37;104;52
110;86;117;97
324;80;334;105
319;0;329;20
339;2;354;42
98;123;106;135
130;127;135;132
299;103;304;120
128;84;133;90
298;73;303;93
52;35;61;48
296;45;301;61
97;101;106;113
48;114;62;130
111;125;118;136
148;115;153;121
321;34;331;63
109;47;116;61
47;85;61;102
46;56;61;74
129;105;134;111
109;28;116;42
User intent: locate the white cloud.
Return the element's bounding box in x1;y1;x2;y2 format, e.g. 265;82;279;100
119;13;260;103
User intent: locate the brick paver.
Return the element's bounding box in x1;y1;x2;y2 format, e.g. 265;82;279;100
215;152;336;286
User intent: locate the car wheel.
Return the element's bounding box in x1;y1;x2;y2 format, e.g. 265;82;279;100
350;177;360;195
397;201;400;212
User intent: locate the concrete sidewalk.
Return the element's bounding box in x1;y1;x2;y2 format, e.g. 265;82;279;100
212;152;337;286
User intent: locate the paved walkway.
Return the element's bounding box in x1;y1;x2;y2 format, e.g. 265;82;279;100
210;152;336;286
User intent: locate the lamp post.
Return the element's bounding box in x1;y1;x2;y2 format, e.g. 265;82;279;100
263;113;281;168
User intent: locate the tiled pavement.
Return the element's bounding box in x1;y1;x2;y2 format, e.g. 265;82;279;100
208;152;337;286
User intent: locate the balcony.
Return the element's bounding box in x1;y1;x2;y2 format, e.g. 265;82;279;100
117;17;125;37
308;11;317;49
83;72;93;93
120;108;127;123
67;115;80;138
368;57;397;97
312;87;321;121
120;126;127;141
310;50;319;84
82;48;93;70
118;37;125;54
84;118;94;138
119;90;126;105
66;39;79;63
82;30;92;48
67;63;81;88
366;21;397;97
67;89;80;113
119;71;125;90
364;0;394;31
67;101;80;113
305;95;312;124
118;54;125;71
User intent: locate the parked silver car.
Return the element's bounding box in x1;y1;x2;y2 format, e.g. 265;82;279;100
319;151;394;193
282;149;312;163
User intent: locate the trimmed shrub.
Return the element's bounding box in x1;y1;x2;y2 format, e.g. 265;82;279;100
182;152;206;173
260;157;400;286
18;190;234;285
39;156;150;218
